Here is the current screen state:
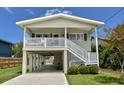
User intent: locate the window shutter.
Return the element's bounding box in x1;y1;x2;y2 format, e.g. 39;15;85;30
84;33;87;41
32;34;35;37
67;33;69;38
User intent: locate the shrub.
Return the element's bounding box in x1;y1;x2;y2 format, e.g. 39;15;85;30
78;65;89;74
119;74;124;84
88;65;99;74
68;66;78;75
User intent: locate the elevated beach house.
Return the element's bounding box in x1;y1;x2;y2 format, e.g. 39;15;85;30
16;13;104;74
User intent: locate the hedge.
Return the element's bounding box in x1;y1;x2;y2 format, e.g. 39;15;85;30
68;65;99;75
88;65;99;74
67;66;78;75
78;65;90;74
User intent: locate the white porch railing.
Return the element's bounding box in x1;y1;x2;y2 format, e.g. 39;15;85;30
25;38;65;48
87;52;97;64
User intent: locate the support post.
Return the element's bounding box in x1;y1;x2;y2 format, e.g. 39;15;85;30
95;27;99;66
44;38;47;48
86;52;90;66
38;53;40;69
39;55;41;68
36;53;38;70
63;50;68;73
64;27;67;48
22;50;27;74
23;27;26;48
28;53;33;72
33;53;36;71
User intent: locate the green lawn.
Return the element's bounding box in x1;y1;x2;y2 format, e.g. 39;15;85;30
0;66;22;84
66;69;122;85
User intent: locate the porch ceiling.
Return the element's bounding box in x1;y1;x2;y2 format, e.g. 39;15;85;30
27;27;92;34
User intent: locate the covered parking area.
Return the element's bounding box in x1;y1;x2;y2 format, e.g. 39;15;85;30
25;50;65;73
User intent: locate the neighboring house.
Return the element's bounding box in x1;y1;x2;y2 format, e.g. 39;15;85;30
0;39;13;57
16;13;104;74
91;36;107;45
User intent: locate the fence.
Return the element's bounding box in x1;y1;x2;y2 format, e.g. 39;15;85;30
0;57;22;68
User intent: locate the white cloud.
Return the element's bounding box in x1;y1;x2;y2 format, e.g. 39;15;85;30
44;8;72;16
3;7;14;14
62;10;72;15
25;9;35;15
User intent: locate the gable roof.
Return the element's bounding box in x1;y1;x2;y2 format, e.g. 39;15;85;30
16;13;104;28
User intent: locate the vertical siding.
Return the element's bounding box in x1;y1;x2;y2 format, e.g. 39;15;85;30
0;42;12;57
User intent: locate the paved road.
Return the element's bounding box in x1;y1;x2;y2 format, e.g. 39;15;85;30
2;72;68;85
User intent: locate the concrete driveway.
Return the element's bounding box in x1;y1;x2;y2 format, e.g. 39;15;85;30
2;72;68;85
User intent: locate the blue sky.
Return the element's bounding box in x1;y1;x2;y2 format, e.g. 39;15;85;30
0;7;124;43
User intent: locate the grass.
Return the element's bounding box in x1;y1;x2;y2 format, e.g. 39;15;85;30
0;66;22;84
66;68;122;85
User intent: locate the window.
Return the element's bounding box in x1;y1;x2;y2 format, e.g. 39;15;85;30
36;34;42;38
69;34;76;40
77;34;83;40
84;33;87;41
69;33;83;40
80;34;84;40
31;34;35;37
43;34;50;38
53;34;59;38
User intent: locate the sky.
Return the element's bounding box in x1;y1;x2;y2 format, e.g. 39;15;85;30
0;7;124;43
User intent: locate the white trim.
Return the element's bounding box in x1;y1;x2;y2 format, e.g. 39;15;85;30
16;13;104;28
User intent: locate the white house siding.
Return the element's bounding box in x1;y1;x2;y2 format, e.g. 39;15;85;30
26;18;93;29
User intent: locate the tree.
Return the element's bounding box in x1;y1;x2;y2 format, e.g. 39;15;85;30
104;24;124;73
12;41;23;58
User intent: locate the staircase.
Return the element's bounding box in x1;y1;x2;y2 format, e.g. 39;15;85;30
67;39;97;66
